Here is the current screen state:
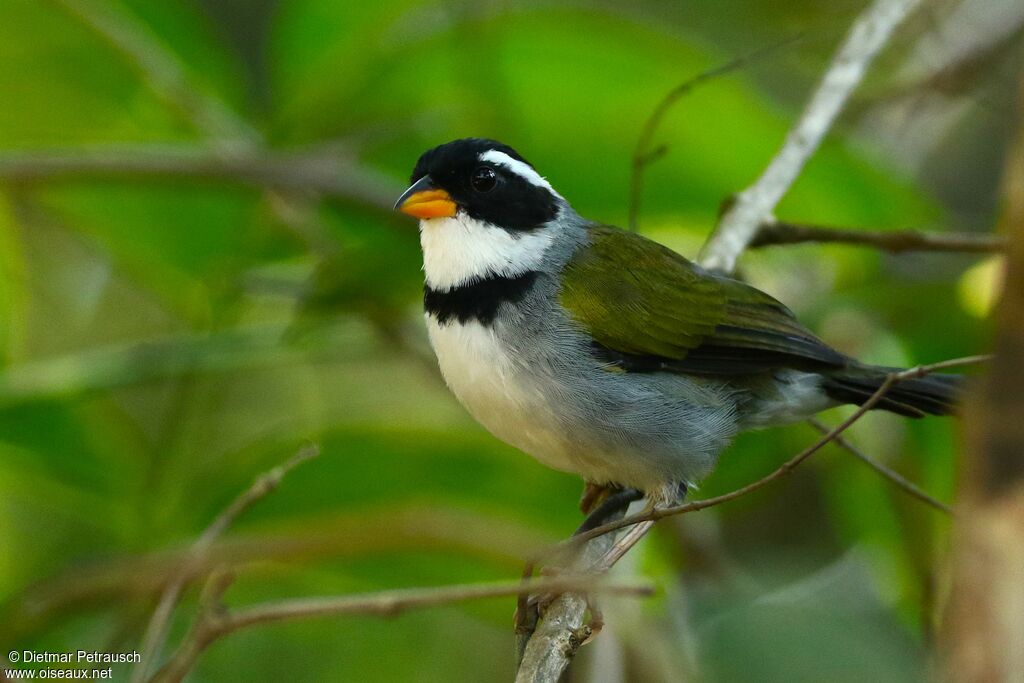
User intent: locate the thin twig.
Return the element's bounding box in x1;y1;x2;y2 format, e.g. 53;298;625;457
560;355;988;550
133;445;320;683
808;418;954;514
150;574;653;683
699;0;924;274
628;36;801;231
751;220;1006;254
6;504;559;636
232;577;650;629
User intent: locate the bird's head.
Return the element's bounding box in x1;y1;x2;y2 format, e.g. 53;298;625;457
395;138;562;232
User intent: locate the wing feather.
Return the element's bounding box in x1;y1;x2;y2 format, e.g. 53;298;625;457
559;226;846;375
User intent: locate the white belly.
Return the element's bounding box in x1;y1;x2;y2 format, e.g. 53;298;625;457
425;315;574;472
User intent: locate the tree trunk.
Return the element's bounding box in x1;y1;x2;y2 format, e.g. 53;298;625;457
942;79;1024;682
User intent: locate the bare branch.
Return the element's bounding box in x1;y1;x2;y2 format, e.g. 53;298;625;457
238;577;650;628
134;445;320;683
0;147;399;210
193;445;321;548
751;220;1006;254
150;574;653;683
699;0;924;273
807;417;954;514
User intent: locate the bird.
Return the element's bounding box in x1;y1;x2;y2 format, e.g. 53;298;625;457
394;137;960;521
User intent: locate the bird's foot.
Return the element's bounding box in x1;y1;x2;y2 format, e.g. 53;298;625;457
579;594;604;645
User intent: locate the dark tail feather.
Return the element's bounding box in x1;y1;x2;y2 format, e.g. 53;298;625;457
822;363;963;418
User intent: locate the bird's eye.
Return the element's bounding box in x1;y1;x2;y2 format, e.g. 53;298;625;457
471;166;497;193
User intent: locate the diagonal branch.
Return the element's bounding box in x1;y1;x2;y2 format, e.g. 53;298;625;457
133;445;320;683
514;505;630;682
46;0;257;146
699;0;924;274
807;417;954;514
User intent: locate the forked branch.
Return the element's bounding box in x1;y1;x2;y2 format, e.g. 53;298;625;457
807;418;954;514
699;0;925;274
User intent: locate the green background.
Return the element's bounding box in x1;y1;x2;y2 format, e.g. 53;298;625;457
0;1;1013;681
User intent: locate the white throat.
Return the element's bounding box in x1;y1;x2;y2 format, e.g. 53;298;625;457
420;213;555;290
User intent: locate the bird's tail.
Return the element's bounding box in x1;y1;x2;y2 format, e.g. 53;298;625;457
821;363;963;418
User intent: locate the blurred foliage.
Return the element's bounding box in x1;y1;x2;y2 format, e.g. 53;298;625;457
0;0;1018;681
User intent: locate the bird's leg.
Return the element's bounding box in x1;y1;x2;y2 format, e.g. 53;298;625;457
574;486;644;535
568;487;647;642
595;482;687;570
579;482;610;515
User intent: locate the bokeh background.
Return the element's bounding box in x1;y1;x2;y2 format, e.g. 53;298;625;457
1;0;1020;681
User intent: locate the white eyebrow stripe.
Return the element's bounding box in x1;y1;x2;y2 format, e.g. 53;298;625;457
479;150;560;196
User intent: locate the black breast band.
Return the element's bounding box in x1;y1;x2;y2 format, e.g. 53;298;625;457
424;271;539;325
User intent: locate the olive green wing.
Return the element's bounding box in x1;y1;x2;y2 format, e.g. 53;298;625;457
559;226;846;375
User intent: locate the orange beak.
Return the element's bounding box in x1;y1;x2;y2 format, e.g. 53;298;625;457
394;176;457;219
